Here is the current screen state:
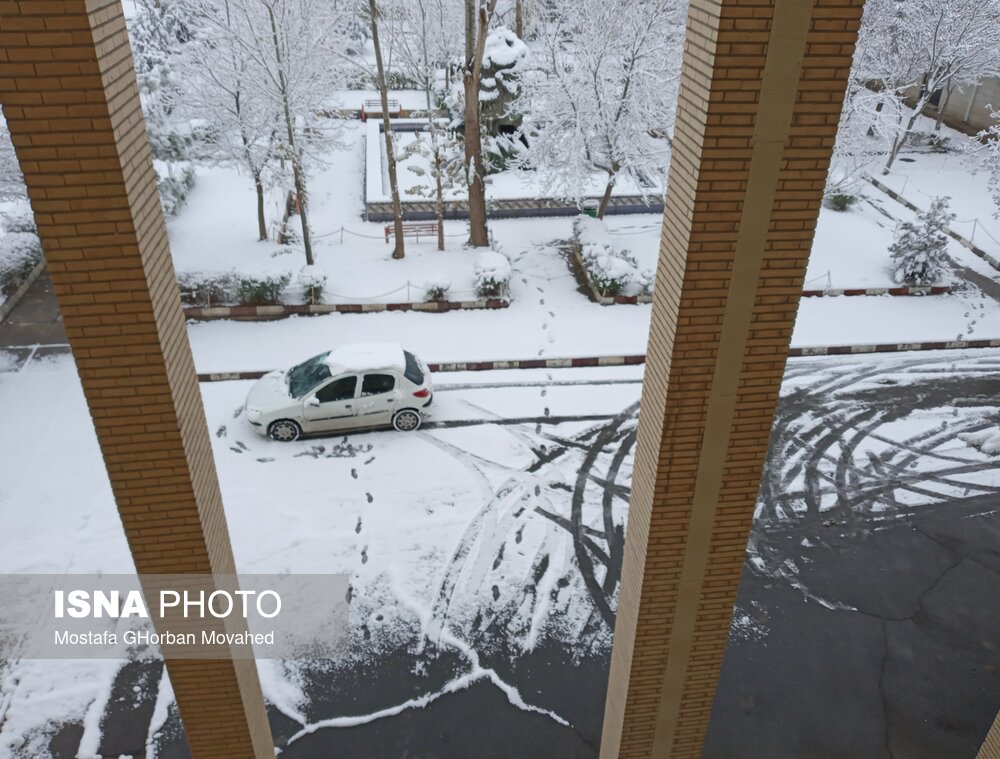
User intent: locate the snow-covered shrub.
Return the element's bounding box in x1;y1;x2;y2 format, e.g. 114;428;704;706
156;164;196;217
0;208;36;234
979;107;1000;220
573;215;638;297
959;428;1000;456
235;271;291;306
0;231;42;295
637;268;656;297
825;193;857;212
474;250;512;298
298;265;327;305
888;197;954;286
423;276;451;302
176;271;237;307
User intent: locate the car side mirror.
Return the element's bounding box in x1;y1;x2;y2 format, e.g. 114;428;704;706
307;396;320;407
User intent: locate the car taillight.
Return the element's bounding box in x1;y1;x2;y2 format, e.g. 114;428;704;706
413;388;430;398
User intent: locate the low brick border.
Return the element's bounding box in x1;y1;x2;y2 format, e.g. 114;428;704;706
0;258;46;323
183;298;510;321
869;177;1000;272
194;340;1000;382
800;285;951;297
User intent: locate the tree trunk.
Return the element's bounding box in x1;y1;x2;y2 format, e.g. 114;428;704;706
934;87;953;132
515;0;523;38
434;147;445;251
464;0;496;248
369;0;405;259
596;171;616;220
266;4;314;265
883;108;921;175
464;74;489;247
255;175;267;241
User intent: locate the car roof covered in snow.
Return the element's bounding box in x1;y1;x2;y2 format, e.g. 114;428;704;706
324;343;406;374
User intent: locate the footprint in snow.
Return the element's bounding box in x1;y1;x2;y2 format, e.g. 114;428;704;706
216;425;227;438
229;447;244;454
544;407;550;417
548;311;555;318
256;457;274;463
541;388;548;397
492;543;505;570
365;492;374;504
515;525;524;544
491;585;500;601
361;547;368;565
236;440;248;451
351;468;358;480
355;518;362;534
364;456;375;465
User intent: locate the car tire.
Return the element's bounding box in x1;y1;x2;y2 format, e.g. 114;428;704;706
267;419;302;442
392;409;422;432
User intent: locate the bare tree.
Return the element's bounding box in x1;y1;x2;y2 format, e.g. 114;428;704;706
519;0;684;219
367;0;406;258
183;0;282;241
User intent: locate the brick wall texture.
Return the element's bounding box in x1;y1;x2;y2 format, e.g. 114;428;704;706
0;2;273;756
600;1;865;757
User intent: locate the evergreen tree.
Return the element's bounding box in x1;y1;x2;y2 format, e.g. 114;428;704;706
889;197;954;285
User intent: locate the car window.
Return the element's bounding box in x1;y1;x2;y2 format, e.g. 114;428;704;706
287;352;332;398
315;376;357;403
362;373;395;396
403;351;424;385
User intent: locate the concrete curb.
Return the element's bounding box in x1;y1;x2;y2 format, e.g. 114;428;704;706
800;285;951;297
869;177;1000;272
0;258;46;323
194;340;1000;382
183;298;510;321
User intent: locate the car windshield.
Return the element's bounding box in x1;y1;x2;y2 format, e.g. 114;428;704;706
403;350;424;385
286;352;332;398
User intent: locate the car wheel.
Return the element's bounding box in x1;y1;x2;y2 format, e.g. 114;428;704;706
392;409;422;432
268;419;302;442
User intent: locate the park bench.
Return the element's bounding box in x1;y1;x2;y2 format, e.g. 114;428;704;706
362;99;401;119
385;221;439;244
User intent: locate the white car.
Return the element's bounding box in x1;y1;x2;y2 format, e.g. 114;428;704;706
244;343;433;441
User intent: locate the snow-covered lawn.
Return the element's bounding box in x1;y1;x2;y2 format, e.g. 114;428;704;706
879;146;1000;256
371;122;663;204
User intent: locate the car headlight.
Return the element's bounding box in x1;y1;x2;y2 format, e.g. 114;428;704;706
245;407;262;421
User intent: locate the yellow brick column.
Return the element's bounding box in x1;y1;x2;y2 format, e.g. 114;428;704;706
980;716;1000;758
600;1;864;757
0;2;273;756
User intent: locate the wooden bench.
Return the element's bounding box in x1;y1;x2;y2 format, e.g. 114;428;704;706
385;221;439;243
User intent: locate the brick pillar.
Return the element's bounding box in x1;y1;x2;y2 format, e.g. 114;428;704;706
980;716;1000;759
0;2;273;757
600;1;864;757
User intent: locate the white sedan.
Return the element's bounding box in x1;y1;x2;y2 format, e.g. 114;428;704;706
244;343;433;442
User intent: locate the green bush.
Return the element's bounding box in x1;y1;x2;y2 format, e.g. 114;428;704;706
236;273;292;306
826;193;857;212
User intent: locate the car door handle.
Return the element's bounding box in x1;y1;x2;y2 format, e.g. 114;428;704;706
344;404;352;408
387;398;395;403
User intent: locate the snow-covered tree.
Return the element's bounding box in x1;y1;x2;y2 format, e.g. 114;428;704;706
192;0;345;265
365;0;407;258
180;0;282;241
0;111;26;202
518;0;685;219
860;0;1000;174
391;0;466;250
130;0;196;163
463;0;501;247
888;196;954;285
979;107;1000;219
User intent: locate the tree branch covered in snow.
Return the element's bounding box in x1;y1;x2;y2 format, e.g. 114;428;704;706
516;0;685;218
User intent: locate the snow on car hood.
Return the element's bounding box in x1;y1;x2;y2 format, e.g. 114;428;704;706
246;370;294;411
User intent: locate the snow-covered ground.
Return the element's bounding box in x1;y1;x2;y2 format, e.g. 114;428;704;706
3;347;999;753
877;122;1000;258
